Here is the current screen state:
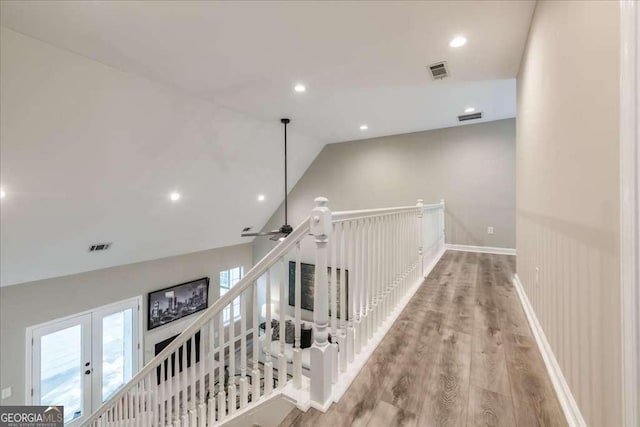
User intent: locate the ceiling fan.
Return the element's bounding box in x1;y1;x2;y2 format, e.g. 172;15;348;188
241;118;294;242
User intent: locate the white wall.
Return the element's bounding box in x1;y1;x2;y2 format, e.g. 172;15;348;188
0;243;252;406
254;119;516;262
0;26;324;287
516;1;621;425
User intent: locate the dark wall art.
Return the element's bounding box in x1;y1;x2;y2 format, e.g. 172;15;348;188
288;261;348;318
148;277;209;330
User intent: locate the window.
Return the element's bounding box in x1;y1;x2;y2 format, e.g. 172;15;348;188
220;266;243;324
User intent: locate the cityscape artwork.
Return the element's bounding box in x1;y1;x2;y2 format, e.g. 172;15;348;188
148;277;209;330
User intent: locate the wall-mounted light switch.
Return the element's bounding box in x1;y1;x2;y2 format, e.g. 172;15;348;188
487;226;494;235
1;387;11;399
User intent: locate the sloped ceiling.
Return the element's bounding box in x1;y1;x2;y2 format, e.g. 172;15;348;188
0;1;535;286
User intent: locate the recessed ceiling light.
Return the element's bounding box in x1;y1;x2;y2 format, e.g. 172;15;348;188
257;194;265;202
0;189;5;199
449;36;467;48
169;192;181;202
464;107;476;113
294;84;306;93
360;124;368;130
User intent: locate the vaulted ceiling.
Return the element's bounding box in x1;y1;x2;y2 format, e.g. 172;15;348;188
0;0;535;286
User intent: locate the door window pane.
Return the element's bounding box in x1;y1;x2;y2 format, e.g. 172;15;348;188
40;325;83;423
102;309;133;401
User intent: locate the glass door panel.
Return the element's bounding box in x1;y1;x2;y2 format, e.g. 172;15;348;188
32;314;91;426
92;299;139;410
101;309;133;401
40;325;82;422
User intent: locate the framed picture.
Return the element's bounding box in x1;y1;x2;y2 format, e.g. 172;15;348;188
148;277;209;330
288;261;348;318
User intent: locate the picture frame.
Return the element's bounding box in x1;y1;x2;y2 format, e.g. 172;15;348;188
288;261;348;318
148;277;209;330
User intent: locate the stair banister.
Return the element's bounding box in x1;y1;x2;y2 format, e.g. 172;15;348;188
84;198;445;426
84;215;311;426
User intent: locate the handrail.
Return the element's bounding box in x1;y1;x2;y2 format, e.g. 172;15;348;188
84;216;311;425
332;205;420;222
422;202;444;211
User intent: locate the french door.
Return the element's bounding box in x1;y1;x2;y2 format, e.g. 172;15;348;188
30;298;140;425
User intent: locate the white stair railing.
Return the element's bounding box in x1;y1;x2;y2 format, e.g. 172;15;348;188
83;197;445;426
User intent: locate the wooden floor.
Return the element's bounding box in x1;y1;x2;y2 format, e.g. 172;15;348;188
279;251;567;427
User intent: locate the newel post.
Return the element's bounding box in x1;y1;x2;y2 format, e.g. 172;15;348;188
417;199;424;277
310;196;333;408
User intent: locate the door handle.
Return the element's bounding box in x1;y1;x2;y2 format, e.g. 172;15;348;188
84;369;91;375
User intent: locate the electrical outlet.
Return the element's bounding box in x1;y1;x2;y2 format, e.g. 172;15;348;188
1;387;11;399
487;226;494;235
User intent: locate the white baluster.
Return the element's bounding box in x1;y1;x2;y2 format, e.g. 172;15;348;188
384;214;391;319
141;376;148;427
395;213;400;307
346;220;355;363
293;242;302;388
207;318;215;426
228;303;236;415
165;352;172;426
369;217;377;334
361;218;369;345
158;362;164;427
366;217;374;341
199;333;206;412
330;223;339;383
354;219;362;355
179;344;187;426
239;290;248;408
310;196;333;407
264;270;273;395
441;199;446;252
189;334;197;424
217;311;226;421
278;258;287;389
252;282;261;401
374;216;381;331
339;222;347;373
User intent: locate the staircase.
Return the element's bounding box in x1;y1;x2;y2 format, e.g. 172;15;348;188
83;197;446;427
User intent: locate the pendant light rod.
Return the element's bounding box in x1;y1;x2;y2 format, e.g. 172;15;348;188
281;118;290;226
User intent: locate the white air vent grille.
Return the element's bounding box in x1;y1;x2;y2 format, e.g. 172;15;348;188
89;243;111;252
458;112;482;121
428;61;449;80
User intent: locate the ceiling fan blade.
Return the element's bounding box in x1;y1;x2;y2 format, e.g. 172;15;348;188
241;230;279;237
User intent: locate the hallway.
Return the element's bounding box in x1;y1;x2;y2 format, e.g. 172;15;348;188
279;251;567;427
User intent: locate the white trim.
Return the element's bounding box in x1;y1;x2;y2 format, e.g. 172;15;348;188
620;1;639;426
445;243;516;256
512;274;586;427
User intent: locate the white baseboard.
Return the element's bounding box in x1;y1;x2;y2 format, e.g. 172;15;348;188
446;243;516;256
512;274;586;427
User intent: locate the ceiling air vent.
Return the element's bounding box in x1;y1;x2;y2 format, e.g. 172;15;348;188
458;112;483;122
428;61;449;80
89;243;111;252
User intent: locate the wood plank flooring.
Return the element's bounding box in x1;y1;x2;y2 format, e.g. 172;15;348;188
279;251;567;427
